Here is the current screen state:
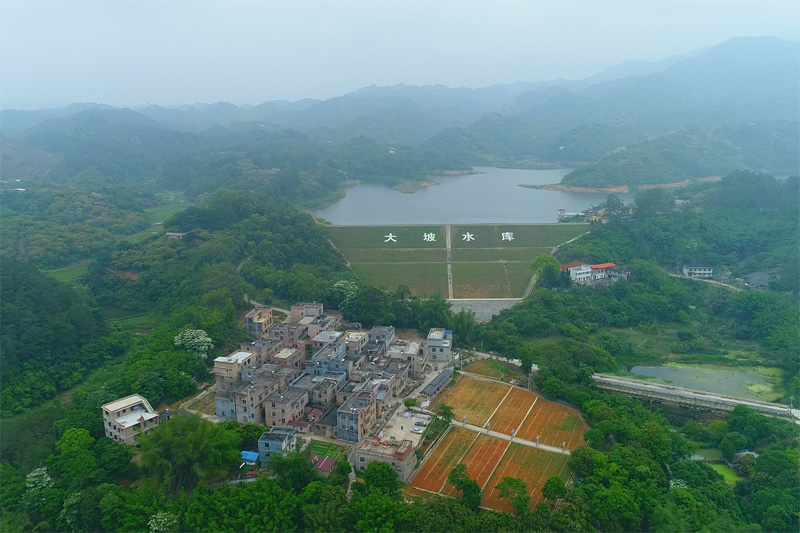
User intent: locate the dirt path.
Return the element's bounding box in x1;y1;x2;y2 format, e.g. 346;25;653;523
665;272;741;292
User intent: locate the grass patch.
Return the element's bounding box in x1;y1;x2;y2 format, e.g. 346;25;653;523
41;261;90;282
341;248;447;263
548;416;579;432
465;360;525;382
187;391;217;415
450;224;587;249
328;224;585;299
708;464;742;485
120;190;190;244
452;262;513;298
108;312;157;334
350;262;448;297
328;225;446;249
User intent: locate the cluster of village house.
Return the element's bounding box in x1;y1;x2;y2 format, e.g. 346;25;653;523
101;302;456;482
565;262;713;285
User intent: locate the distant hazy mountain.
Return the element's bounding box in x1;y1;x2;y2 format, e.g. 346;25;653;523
16;108;201;181
2;36;797;186
432;36;799;176
0;136;60;180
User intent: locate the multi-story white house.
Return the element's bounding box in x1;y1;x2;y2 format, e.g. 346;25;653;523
102;395;162;445
682;265;713;279
567;264;593;283
426;328;452;367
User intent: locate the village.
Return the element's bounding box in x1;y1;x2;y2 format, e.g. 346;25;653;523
98;260;725;483
101;302;465;483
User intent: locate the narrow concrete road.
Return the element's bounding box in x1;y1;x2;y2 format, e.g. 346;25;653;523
445;224;454;299
458;421;570;454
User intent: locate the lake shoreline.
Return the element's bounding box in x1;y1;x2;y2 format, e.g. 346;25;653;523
520;176;723;194
313;166;630;225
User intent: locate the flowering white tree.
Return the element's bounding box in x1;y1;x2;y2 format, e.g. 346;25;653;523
25;467;54;491
149;511;179;532
174;329;213;359
22;467;54;509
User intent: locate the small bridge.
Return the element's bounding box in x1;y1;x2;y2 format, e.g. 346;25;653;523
593;374;800;423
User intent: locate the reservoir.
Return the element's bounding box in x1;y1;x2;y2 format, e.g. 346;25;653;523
314;167;632;225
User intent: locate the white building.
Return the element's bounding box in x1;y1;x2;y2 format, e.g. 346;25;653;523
426;328;452;367
567;264;593;284
589;263;616;280
102;395;161;445
682;266;713;279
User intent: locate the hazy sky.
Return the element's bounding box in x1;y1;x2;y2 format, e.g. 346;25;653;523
2;0;798;108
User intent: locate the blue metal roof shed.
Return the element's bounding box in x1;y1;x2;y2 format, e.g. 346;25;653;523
241;451;259;463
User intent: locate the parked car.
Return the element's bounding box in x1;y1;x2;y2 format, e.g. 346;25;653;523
411;427;424;434
414;421;428;427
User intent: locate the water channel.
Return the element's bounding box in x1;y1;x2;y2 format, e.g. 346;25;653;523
314;167;632;225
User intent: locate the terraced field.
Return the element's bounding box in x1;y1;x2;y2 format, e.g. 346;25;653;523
483;444;571;512
412;376;587;512
432;378;511;427
441;435;509;496
487;388;536;434
516;397;588;450
410;427;477;493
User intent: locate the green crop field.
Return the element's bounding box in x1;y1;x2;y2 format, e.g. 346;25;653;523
308;441;348;462
329;223;588;298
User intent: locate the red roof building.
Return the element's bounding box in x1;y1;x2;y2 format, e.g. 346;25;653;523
314;456;336;475
589;263;616;269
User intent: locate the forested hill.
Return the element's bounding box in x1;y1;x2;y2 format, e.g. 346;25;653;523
560;128;747;187
0;260;109;414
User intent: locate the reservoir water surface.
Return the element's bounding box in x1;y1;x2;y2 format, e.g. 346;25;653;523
314;167;631;225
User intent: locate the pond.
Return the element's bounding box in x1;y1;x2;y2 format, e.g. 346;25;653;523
628;365;781;401
314;167;631;225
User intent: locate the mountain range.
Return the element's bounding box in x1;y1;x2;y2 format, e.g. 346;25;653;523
1;36;797;187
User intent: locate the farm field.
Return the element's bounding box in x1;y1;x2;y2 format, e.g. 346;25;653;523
436;377;588;449
410;427;478;493
487;388;536;434
433;378;511;427
464;360;526;382
442;435;509;496
516;397;588;450
328;223;588;298
483;443;571;512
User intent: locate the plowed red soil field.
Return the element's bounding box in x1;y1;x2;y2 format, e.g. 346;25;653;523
482;443;571;512
442;435;509;496
434;378;511;427
410;427;477;493
516;397;587;450
486;388;536;434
